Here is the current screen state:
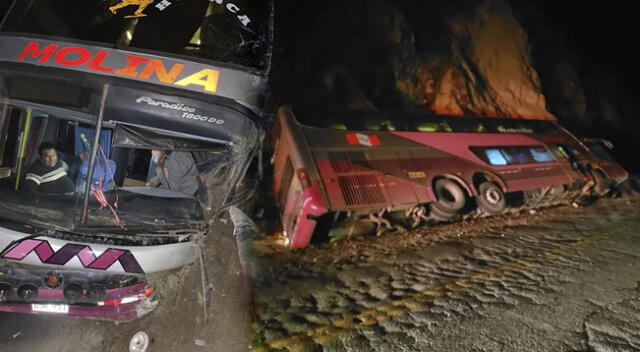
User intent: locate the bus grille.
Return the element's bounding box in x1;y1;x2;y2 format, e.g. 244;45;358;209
328;151;386;206
329;151;372;173
336;175;386;206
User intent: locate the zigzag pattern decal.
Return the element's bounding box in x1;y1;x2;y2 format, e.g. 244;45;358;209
1;239;144;274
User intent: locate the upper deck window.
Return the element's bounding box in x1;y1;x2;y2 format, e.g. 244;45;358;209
296;111;564;136
1;0;271;71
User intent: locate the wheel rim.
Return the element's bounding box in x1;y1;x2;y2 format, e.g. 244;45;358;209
130;331;150;352
485;189;502;205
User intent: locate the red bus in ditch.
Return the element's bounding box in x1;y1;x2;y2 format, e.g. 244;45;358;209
271;106;628;249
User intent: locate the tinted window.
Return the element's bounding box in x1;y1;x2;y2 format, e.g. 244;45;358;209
473;146;556;166
586;142;615;162
562;144;586;159
501;147;534;164
550;145;570;159
1;0;271;70
530;146;555;162
484;149;508;166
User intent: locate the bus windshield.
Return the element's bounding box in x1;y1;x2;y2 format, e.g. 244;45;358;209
0;73;261;235
1;0;272;71
0;102;214;234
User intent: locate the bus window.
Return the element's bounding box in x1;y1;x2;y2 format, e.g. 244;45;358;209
416;122;438;132
550;145;570;159
364;121;381;131
562;144;586;159
438;121;453;132
484;149;508;166
501;147;533;164
585;141;616;162
2;0;272;70
379;121;396;131
529;147;555;162
0;107;92;229
329;124;348;131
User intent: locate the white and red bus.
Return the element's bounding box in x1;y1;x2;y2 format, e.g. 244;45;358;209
0;0;271;321
271;106;628;249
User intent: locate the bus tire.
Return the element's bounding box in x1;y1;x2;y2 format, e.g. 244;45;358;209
476;182;506;215
430;202;457;221
433;178;466;213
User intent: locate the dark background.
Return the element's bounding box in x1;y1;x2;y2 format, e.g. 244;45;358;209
533;0;639;170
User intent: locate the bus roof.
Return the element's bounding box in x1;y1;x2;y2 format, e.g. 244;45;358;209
295;110;564;136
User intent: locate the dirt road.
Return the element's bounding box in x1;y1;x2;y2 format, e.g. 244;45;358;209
251;195;640;352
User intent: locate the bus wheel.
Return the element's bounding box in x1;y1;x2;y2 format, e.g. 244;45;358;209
476;182;506;215
430;203;457;221
433;178;467;213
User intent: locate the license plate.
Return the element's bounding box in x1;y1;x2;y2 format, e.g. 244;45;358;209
31;303;69;314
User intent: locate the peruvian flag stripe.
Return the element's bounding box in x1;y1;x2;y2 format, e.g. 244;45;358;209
345;133;360;145
345;133;380;147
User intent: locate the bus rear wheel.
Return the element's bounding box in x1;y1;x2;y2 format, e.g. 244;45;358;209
433;178;466;214
429;203;457;221
476;182;506;215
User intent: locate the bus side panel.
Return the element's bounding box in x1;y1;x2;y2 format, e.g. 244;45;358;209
312;146;440;213
391;132;546;165
494;163;573;191
393;131;576;193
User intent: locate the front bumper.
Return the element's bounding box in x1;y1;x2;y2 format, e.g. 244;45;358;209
0;282;156;322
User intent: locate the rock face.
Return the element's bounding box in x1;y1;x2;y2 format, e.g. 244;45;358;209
275;0;554;120
427;0;553;119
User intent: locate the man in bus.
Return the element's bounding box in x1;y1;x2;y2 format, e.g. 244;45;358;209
146;150;199;196
23;142;75;194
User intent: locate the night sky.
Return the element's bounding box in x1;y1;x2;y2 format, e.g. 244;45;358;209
531;0;639;169
533;1;638;99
